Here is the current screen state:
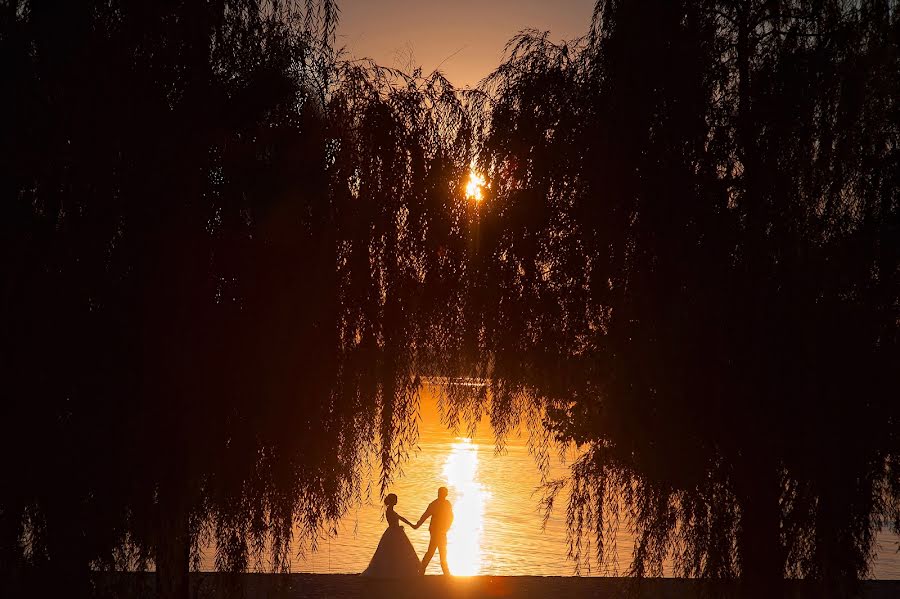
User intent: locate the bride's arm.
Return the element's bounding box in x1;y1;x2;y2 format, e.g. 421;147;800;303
398;515;415;527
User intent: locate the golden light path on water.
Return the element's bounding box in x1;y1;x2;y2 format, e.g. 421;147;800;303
196;389;900;579
442;438;491;575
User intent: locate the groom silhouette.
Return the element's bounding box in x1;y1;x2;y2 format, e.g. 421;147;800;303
414;486;453;575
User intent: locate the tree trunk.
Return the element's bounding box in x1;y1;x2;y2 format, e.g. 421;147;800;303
42;501;93;599
0;501;22;586
737;460;784;597
156;477;190;599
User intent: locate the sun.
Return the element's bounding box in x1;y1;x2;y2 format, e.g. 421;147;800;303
465;170;486;203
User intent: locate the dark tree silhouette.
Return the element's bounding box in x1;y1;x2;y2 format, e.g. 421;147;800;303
458;0;899;592
2;0;898;597
1;1;474;598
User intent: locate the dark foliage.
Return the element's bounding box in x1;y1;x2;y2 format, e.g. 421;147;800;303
1;1;473;597
2;0;897;596
461;0;899;589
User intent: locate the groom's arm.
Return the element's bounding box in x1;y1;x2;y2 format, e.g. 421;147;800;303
414;505;432;528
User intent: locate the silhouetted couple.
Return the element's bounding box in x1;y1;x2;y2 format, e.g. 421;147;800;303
361;487;454;577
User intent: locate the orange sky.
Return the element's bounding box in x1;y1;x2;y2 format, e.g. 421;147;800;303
336;0;597;88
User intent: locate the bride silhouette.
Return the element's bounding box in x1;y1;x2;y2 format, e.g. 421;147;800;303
361;493;421;577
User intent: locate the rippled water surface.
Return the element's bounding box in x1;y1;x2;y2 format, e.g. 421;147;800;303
202;388;900;578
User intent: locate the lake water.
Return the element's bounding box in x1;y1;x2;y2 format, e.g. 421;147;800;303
201;388;900;579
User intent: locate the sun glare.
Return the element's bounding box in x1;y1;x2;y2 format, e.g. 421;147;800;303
442;438;490;575
465;171;486;203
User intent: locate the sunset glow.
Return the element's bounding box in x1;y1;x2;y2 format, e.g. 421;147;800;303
8;0;900;590
442;438;490;575
465;171;486;202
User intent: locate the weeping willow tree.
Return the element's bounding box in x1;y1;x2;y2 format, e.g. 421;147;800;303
461;0;899;589
0;1;475;598
3;0;897;595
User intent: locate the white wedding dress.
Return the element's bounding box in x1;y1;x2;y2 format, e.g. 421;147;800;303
361;507;420;577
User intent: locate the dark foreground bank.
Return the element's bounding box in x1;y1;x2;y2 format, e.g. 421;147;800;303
88;573;900;599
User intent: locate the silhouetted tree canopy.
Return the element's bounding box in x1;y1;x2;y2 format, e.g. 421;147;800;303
2;0;898;597
1;1;474;597
460;0;898;590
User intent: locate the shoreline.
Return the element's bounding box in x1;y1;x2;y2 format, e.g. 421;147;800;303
90;572;900;598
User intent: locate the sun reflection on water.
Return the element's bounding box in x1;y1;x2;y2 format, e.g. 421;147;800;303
441;438;490;575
